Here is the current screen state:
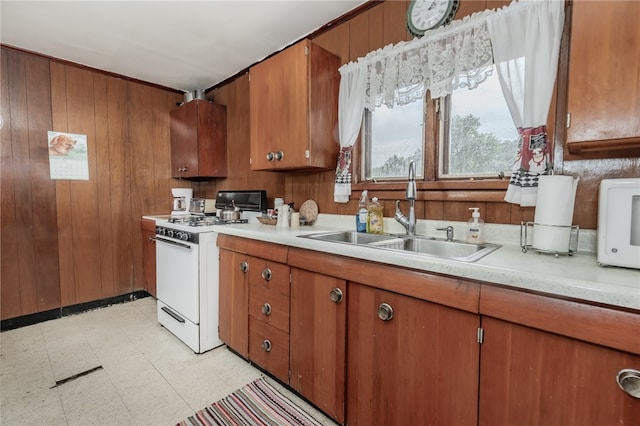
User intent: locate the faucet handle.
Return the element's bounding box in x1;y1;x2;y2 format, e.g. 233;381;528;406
436;226;454;241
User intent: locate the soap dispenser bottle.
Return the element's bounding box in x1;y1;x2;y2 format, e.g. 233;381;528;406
466;207;485;244
367;197;384;234
356;190;369;232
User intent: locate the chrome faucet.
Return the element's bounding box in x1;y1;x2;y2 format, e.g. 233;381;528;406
394;161;417;235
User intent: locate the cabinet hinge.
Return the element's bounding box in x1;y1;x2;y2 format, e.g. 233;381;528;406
566;112;571;128
305;149;310;159
249;157;252;165
477;327;484;344
289;273;292;284
304;46;309;56
435;98;441;115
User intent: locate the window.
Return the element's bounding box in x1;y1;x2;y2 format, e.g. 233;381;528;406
362;69;518;181
439;71;519;178
362;100;425;180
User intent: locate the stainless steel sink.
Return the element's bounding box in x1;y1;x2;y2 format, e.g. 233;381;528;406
302;231;400;245
299;231;500;262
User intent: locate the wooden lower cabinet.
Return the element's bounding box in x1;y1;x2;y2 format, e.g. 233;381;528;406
218;248;250;358
140;219;156;297
479;316;640;425
290;268;346;424
347;282;480;426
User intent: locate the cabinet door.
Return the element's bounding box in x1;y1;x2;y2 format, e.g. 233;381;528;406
566;0;640;149
249;40;310;171
140;219;156;297
347;283;480;426
479;316;640;426
170;100;200;178
218;249;249;358
170;100;227;178
290;269;346;424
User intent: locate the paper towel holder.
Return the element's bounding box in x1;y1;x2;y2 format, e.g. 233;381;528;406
520;221;580;257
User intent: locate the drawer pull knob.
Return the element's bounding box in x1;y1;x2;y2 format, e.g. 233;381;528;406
239;261;249;273
261;268;272;281
262;339;272;352
261;303;272;316
274;151;284;161
330;288;344;304
617;369;640;398
377;303;394;321
266;152;275;162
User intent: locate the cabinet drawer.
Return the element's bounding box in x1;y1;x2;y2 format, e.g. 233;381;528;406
249;317;290;384
249;284;289;333
248;257;289;296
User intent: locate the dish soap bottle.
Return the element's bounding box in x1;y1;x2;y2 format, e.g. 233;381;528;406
356;190;369;233
367;197;384;234
466;207;485;244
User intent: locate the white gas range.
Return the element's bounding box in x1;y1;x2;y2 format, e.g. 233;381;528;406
154;190;266;353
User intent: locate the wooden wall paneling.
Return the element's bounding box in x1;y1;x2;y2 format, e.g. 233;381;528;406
508;205;535;226
25;53;61;313
313;21;351;64
129;83;155;293
484;202;511;225
92;74;116;297
7;51;39;316
349;9;370;62
64;66;103;304
50;62;76;306
0;48;22;320
106;77;133;298
383;0;410;44
443;200;488;222
155;93;180;212
368;3;385;52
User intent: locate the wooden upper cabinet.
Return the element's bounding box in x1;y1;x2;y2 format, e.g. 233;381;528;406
170;99;227;178
249;39;340;171
565;0;640;156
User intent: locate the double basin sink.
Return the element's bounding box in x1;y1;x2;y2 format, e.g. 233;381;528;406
299;231;500;262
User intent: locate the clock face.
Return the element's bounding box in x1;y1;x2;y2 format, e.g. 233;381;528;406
407;0;459;37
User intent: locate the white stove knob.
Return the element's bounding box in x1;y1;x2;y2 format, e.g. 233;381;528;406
179;232;189;241
167;230;174;238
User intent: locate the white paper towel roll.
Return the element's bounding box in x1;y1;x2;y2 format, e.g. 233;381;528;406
532;175;579;252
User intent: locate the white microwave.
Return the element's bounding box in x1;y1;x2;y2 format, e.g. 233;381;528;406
597;178;640;269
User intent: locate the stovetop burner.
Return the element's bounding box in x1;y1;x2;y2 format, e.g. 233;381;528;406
168;215;248;227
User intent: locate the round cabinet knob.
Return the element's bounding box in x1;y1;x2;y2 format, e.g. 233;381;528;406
261;268;272;281
377;303;394;321
275;151;284;161
239;261;249;273
616;369;640;398
266;152;275;162
330;288;344;304
261;303;272;316
262;339;272;352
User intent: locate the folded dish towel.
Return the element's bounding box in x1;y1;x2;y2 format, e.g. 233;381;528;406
334;146;352;203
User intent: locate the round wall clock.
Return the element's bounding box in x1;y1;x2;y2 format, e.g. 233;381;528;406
407;0;460;37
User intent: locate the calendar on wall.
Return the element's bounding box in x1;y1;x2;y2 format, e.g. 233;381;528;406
47;131;89;180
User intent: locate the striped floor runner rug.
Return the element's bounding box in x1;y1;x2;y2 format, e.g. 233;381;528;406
177;377;323;426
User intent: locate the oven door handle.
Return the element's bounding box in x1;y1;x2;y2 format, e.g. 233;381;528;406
155;236;192;250
161;306;186;323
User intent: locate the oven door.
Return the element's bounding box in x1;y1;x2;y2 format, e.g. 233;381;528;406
155;236;199;324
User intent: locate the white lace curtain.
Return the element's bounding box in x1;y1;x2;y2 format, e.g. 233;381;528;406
334;0;565;206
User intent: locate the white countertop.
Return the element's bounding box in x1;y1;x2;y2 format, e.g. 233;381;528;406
144;214;640;311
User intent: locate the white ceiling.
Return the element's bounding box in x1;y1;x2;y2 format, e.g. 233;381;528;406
0;0;367;92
